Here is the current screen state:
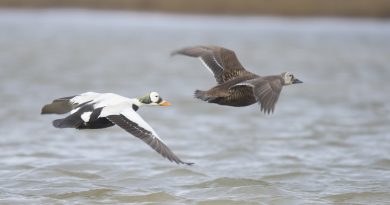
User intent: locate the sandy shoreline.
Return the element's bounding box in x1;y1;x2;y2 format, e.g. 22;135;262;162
1;0;389;17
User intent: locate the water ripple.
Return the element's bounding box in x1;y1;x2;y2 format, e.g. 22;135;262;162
46;188;116;199
0;10;389;204
112;191;179;203
184;177;270;188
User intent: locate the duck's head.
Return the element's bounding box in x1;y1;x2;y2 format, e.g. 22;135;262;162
137;92;171;106
282;72;303;85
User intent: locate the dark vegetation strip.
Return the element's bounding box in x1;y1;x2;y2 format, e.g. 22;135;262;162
0;0;389;17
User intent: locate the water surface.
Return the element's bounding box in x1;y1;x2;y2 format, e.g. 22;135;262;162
0;10;390;204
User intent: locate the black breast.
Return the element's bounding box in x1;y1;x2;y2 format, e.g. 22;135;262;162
76;107;114;129
77;117;114;129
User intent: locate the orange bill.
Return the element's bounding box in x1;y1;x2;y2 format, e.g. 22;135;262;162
159;100;171;106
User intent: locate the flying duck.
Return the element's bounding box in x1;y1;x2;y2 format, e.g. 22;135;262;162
41;91;193;165
172;45;303;114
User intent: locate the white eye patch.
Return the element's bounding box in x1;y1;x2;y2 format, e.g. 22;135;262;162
149;92;160;103
283;72;294;84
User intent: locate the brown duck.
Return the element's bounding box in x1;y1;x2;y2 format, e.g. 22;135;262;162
172;45;303;114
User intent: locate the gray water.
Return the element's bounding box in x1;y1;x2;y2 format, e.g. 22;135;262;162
1;10;390;204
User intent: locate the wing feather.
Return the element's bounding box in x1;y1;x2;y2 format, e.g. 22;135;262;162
106;109;193;165
231;78;283;114
172;45;255;84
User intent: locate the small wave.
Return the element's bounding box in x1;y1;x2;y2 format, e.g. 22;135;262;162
54;169;102;179
47;188;115;199
262;171;311;180
112;191;178;203
154;168;207;177
323;191;390;204
370;159;390;169
29;152;66;158
184;177;269;188
197;199;258;205
15;152;65;158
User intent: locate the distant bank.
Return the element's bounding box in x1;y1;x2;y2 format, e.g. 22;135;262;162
1;0;389;17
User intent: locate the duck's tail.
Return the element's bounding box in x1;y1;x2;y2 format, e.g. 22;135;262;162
41;96;75;115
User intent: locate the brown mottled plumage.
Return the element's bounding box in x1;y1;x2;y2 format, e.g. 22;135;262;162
172;45;303;114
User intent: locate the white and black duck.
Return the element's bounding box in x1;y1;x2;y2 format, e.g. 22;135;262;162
41;91;193;165
172;45;303;114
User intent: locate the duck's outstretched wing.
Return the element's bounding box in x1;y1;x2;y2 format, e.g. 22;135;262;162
172;45;256;84
41;92;100;114
104;107;193;165
231;78;283;114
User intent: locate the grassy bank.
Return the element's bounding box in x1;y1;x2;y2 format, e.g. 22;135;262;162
0;0;390;17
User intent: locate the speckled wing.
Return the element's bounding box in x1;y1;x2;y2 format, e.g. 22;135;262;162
172;45;255;84
106;108;193;165
232;78;283;114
